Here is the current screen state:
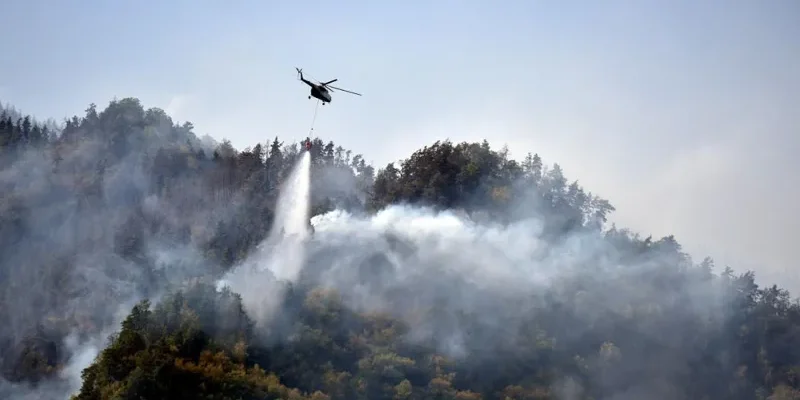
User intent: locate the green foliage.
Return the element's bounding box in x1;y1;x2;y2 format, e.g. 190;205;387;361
71;282;290;400
1;97;799;399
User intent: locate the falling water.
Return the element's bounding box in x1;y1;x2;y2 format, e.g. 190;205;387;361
268;150;312;245
217;151;312;326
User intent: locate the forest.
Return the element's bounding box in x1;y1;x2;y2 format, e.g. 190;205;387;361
0;97;798;400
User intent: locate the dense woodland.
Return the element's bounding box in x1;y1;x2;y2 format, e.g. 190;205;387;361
0;98;798;399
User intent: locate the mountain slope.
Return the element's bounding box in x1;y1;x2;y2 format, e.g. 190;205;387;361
1;98;798;400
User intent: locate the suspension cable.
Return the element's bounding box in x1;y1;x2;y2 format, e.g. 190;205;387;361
308;99;320;135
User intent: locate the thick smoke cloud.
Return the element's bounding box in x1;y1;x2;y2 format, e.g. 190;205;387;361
196;151;736;399
201;147;735;399
300;205;725;348
0;100;768;399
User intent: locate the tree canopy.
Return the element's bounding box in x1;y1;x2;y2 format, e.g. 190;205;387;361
0;98;798;400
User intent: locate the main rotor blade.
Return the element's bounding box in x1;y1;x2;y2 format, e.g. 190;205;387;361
323;79;338;85
328;85;362;96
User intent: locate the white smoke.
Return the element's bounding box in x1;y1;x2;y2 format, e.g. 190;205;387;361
309;206;554;295
59;300;137;395
0;300;140;400
279;200;730;385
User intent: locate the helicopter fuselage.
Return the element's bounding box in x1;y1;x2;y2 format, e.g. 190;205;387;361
310;85;332;103
301;77;332;103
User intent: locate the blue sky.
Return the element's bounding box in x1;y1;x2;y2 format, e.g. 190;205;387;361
1;0;799;291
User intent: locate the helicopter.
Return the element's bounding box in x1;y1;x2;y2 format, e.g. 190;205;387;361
296;67;361;105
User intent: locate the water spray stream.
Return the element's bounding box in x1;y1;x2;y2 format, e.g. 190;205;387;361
217;151;312;326
268;151;312;244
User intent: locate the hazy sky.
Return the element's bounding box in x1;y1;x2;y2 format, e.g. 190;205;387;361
1;0;798;291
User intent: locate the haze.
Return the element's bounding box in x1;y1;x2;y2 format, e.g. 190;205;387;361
1;0;798;291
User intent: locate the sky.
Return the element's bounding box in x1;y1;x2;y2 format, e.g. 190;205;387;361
1;0;799;291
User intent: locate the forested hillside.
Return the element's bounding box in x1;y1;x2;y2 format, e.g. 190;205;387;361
1;98;798;400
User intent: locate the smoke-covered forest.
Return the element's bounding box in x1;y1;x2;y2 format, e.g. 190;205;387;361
1;98;799;400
